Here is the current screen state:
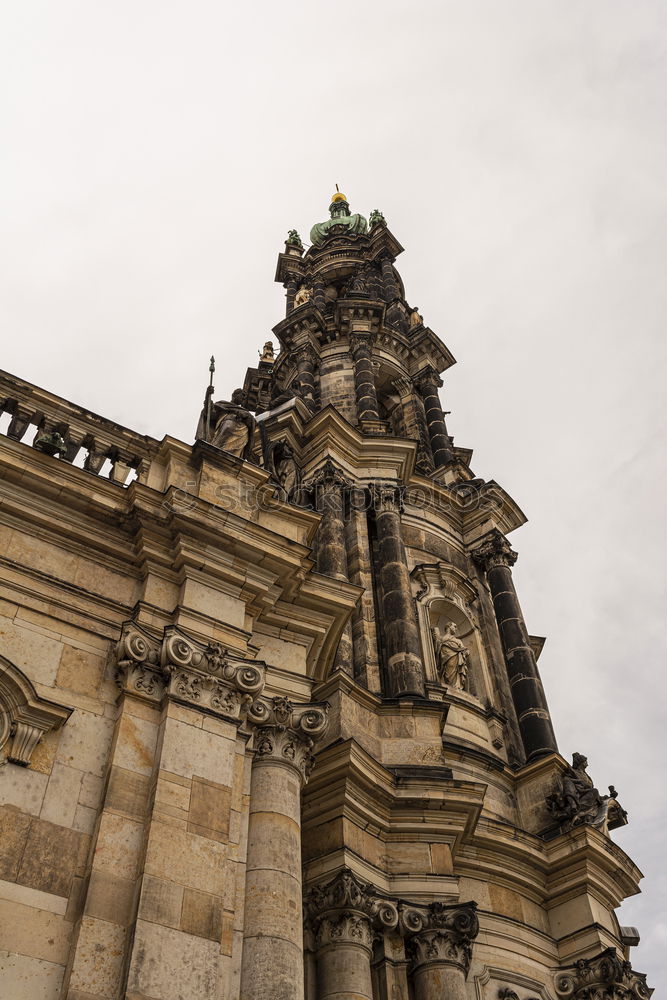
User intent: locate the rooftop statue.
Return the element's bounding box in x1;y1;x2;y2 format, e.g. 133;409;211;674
196;386;256;461
310;189;368;247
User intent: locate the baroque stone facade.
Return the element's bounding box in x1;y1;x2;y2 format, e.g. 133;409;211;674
0;192;651;998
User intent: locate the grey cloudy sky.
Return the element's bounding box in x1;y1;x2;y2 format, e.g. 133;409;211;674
2;0;666;984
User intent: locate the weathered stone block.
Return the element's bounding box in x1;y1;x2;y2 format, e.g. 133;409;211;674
0;805;32;882
188;776;231;842
181;888;223;941
17;817;88;897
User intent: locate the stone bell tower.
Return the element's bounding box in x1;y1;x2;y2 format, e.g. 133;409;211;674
237;191;652;999
0;191;651;1000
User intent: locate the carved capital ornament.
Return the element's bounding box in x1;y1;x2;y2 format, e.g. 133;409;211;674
471;529;518;571
554;948;653;999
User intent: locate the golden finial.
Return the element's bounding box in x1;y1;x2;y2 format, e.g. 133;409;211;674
331;183;347;204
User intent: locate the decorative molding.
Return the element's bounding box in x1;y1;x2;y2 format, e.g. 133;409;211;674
411;561;478;611
471;529;518;571
473;966;554;1000
554;948;653;999
0;656;72;767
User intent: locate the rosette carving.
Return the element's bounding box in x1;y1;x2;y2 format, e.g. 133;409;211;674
554;948;653;999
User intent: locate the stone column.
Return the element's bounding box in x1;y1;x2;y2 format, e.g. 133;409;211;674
472;529;558;761
371;484;425;697
306;869;399;1000
351;333;380;423
313;275;326;312
415;367;454;468
402;902;479;1000
309;460;354;675
240;697;329;1000
286;272;298;313
294;344;318;409
380;255;399;301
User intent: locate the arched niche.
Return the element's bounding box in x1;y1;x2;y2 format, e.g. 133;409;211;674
0;656;72;766
410;562;492;702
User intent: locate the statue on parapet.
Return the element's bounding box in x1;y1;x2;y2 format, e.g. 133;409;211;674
286;229;304;251
196;384;256;462
432;621;470;690
546;752;628;833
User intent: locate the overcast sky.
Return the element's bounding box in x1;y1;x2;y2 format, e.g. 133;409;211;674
2;0;666;985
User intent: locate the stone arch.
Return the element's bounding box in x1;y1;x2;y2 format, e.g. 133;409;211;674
0;655;72;766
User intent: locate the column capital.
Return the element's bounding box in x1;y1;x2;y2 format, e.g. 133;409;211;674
293;342;319;367
246;696;329;781
304;458;353;492
369;482;405;515
470;529;518;571
554;947;653;999
414;365;444;392
305;868;399;945
350;330;374;352
115;622;266;720
400;901;479;976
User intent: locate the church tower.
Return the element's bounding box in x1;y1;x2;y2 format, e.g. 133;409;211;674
0;192;652;1000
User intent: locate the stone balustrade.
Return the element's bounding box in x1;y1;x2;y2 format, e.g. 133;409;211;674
0;369;160;485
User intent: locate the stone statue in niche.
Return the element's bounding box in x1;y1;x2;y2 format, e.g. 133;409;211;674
294;285;311;308
197;388;256;461
271;441;302;504
545;752;627;832
348;269;368;295
432;622;470;690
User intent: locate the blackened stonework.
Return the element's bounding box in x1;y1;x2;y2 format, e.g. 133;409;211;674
472;532;558;760
0;193;650;1000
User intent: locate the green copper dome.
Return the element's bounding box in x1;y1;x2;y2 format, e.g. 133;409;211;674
309;193;368;247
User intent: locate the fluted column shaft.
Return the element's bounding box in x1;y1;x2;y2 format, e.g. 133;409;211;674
351;334;380;423
240;699;329;1000
416;368;454;468
472;530;557;761
372;486;425;697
